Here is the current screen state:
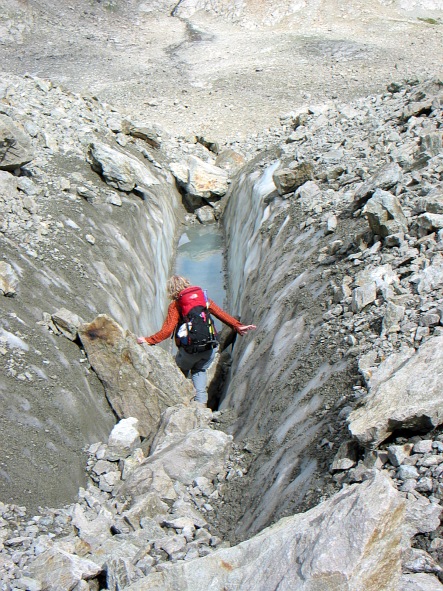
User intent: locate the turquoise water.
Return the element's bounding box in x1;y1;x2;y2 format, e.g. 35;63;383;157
176;224;226;330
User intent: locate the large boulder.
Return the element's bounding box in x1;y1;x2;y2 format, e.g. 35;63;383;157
215;149;245;173
353;163;402;205
88;142;160;192
125;471;405;591
348;336;443;447
119;426;231;500
78;315;193;438
0;114;33;170
364;189;408;238
273;162;313;195
171;156;228;199
29;548;101;590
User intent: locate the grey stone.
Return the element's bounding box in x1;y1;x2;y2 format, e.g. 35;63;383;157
125;472;404;591
106;556;137;591
413;440;435;454
150;404;212;455
88;141;160;192
401;573;443;591
51;308;84;341
107;417;141;458
172;156;228;199
78;315;193;438
29;548;101;590
354;163;402;204
12;577;42;591
331;440;359;471
417;191;443;215
397;465;419;480
195;205;216;224
382;302;405;334
123;120;163;148
416;477;434;493
0;114;33;170
351;282;377;312
273;162;313;195
215;149;245;173
387;444;413;467
364;189;408;238
415;213;443;237
348;336;443;447
410;256;443;294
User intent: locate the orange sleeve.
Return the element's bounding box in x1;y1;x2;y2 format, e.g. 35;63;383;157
145;301;181;345
208;299;243;332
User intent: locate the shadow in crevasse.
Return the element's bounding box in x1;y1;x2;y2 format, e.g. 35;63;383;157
208;325;238;410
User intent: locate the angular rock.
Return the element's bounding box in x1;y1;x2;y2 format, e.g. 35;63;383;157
397;465;419;480
107;417;140;459
120;427;231;501
0;113;33;170
413;440;434;454
331;440;359;471
196;135;219;154
401;573;443;591
353;163;402;204
88;142;160;192
348;336;443;447
382;302;405;335
364;189;408;238
125;472;404;591
387;444;413;467
215;149;245;173
273;162;313;195
72;503;113;549
106;556;137;591
171;156;228;200
78;315;193;438
29;548;101;590
0;261;18;296
51;308;84;341
417;190;443;215
150;404;212;455
122;492;169;529
351;282;377;312
195;205;216;224
414;213;443;237
410;254;443;294
123;120;163;148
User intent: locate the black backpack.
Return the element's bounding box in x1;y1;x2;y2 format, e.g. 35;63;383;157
176;287;218;354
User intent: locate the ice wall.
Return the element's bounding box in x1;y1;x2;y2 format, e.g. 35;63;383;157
223;161;350;538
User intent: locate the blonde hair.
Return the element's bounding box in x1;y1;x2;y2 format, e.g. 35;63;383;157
167;275;191;300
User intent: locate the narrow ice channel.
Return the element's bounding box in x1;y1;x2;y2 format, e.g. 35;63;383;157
175;223;226;330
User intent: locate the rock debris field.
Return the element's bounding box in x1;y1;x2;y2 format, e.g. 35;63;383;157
1;0;443;590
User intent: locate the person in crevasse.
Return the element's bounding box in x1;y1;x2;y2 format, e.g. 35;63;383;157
137;275;256;405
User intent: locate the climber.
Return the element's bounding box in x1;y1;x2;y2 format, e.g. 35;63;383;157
137;275;256;405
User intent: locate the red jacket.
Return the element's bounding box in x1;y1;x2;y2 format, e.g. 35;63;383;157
145;299;242;345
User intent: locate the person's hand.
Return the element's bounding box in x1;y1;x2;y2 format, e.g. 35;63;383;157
137;337;147;344
237;324;256;336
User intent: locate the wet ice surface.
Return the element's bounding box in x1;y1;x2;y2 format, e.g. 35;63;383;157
176;223;226;330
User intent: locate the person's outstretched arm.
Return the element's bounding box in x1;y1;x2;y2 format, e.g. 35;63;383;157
137;301;180;345
208;300;256;335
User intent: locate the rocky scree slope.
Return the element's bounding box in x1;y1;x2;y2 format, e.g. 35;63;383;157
0;71;233;511
216;78;443;549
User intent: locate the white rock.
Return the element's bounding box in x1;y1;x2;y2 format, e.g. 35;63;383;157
108;417;140;454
